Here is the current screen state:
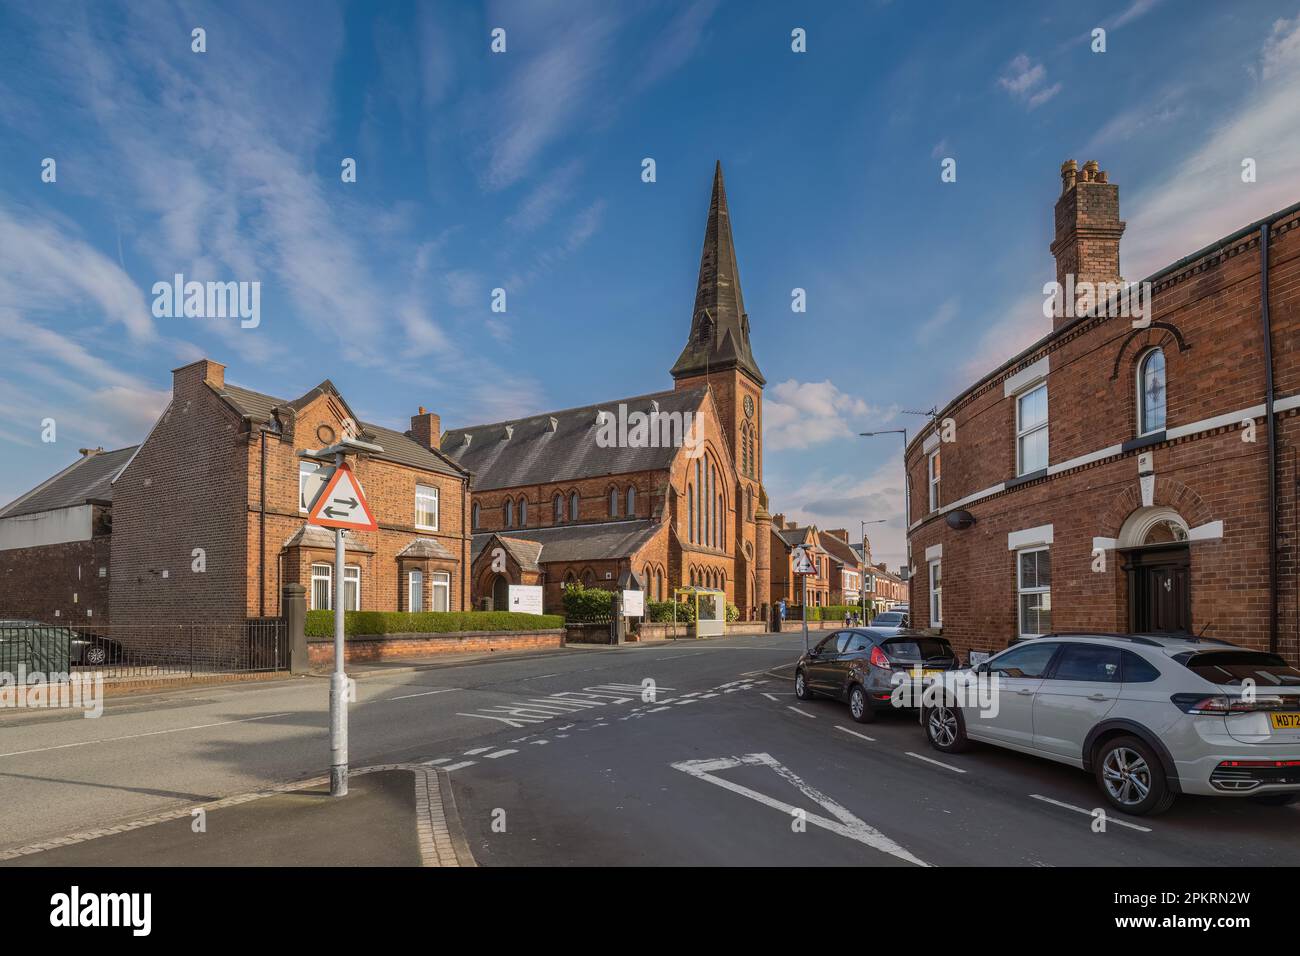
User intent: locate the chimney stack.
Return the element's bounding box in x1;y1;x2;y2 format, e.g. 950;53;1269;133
171;358;225;397
771;512;786;529
1050;159;1126;331
410;407;441;451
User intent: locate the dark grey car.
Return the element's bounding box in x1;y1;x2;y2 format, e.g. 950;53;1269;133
794;628;958;722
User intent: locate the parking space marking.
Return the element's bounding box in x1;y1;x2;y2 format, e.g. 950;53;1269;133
835;725;876;743
905;751;966;773
762;693;780;701
786;706;816;719
389;689;460;701
1029;794;1152;832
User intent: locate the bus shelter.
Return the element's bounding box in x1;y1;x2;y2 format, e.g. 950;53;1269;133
672;586;726;637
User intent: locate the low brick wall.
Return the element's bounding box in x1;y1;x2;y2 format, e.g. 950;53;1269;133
307;629;564;667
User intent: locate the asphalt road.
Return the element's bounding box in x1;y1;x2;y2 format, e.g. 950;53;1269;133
1;632;1296;865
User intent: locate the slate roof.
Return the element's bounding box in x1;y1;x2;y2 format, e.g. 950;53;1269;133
395;537;457;561
0;446;137;519
470;519;660;565
282;524;374;553
215;381;466;479
442;388;707;491
774;525;815;549
818;531;861;568
470;533;543;572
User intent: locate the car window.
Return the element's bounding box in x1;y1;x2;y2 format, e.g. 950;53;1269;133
988;642;1058;679
834;632;852;654
813;634;838;655
873;613;902;625
845;632;871;653
1050;644;1121;682
882;638;953;661
1121;651;1162;683
1175;651;1300;687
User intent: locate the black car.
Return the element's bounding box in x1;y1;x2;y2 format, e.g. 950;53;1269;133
69;632;124;666
794;627;959;722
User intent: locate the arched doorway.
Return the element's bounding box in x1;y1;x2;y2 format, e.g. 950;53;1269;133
1119;506;1191;635
491;574;510;611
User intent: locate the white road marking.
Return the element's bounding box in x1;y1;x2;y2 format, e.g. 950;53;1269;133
1029;794;1152;832
762;693;780;701
389;688;460;701
905;751;966;773
523;673;559;680
786;706;816;719
464;747;492;755
647;706;671;713
485;749;517;759
835;725;876;743
530;739;549;745
700;693;719;699
673;699;698;705
0;713;293;760
672;753;928;867
421;758;451;765
441;761;476;772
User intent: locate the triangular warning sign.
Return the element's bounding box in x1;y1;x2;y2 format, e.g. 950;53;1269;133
307;462;378;532
792;545;817;575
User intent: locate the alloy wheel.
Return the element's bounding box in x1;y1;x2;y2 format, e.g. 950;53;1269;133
850;687;864;720
1101;747;1151;806
929;707;958;747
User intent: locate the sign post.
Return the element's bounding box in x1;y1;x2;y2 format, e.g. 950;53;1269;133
301;440;381;797
791;544;818;654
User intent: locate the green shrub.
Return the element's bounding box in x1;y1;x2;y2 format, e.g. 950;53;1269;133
645;600;695;623
821;605;866;621
305;609;563;638
726;603;740;622
561;583;614;621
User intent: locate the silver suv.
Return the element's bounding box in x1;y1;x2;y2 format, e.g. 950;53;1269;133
922;633;1300;815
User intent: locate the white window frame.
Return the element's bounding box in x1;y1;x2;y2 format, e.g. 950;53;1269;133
431;571;450;612
415;484;438;531
1137;347;1166;437
300;462;329;514
928;559;942;628
409;569;424;613
311;562;332;610
1015;382;1049;476
1017;546;1052;639
927;448;941;512
343;564;361;612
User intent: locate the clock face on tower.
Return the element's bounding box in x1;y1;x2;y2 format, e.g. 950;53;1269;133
743;395;754;418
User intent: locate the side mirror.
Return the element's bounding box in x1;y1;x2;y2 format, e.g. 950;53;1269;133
974;662;990;675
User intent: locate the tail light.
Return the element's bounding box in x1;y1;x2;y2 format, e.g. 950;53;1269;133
1171;693;1289;715
869;646;891;669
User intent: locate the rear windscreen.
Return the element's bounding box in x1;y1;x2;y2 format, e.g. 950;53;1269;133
873;614;903;625
1176;651;1300;687
883;638;953;661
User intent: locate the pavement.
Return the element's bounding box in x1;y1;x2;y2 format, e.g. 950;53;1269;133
1;631;1296;867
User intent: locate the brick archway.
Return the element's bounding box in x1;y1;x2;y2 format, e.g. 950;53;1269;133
1099;477;1214;539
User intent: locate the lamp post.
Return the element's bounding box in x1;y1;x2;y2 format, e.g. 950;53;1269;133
859;518;885;622
299;437;384;797
859;427;909;528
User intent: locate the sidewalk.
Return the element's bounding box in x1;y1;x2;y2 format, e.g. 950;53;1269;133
0;765;474;867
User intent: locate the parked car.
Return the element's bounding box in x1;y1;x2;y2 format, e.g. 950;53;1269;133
922;633;1300;815
68;632;124;666
795;627;959;722
869;610;909;633
0;620;122;669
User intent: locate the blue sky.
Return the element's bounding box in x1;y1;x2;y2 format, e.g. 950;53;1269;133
1;0;1298;568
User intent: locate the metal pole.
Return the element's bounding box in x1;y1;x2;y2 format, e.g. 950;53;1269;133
330;453;348;797
801;570;809;654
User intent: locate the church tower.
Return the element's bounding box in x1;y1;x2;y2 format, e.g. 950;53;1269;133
672;161;770;619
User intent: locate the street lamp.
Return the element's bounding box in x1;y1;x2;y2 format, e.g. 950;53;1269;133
859;428;909;527
299;436;384;797
859;518;885;621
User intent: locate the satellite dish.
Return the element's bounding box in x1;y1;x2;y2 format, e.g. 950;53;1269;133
946;509;976;531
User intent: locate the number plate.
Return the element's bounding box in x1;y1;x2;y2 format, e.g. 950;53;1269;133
1269;712;1300;730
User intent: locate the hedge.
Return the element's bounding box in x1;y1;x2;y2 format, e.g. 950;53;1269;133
645;599;696;623
306;609;563;638
562;583;613;622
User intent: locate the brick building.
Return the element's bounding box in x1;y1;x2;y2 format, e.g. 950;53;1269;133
106;360;471;630
0;445;135;625
905;159;1299;663
445;162;774;619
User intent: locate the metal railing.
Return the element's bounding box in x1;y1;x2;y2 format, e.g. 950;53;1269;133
0;619;289;681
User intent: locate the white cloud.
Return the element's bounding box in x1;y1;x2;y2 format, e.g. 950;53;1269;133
998;54;1061;110
764;379;877;451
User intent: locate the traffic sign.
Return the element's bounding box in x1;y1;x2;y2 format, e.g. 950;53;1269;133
792;544;817;575
307;462;378;532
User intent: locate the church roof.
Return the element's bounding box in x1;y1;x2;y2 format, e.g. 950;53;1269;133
442;387;707;491
471;519;660;565
670;161;765;386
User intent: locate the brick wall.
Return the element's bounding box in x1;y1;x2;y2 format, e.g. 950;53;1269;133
307;629;563;666
0;534;112;625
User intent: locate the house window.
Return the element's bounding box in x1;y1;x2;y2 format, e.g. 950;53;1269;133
569;491;579;521
415;484;438;530
311;562;332;610
1016;382;1049;475
343;565;361;611
409;569;424;612
1017;547;1052;638
928;559;942;627
519;497;528;527
688;484;695;542
504;499;514;528
472;501;480;530
626;486;635;516
431;571;450;612
928;448;941;512
609;487;618;517
553;494;563;524
1138;348;1166;436
300;462;329;513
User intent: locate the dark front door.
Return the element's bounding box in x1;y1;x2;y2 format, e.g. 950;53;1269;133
1126;546;1191;635
491;575;510;612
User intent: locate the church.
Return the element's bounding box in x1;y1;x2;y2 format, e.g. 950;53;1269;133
446;162;774;621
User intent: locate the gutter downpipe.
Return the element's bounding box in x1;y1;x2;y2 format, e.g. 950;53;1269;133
1260;223;1278;654
259;427;268;618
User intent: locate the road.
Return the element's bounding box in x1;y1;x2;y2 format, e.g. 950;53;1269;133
1;632;1295;865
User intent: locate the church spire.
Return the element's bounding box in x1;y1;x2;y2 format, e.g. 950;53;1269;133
670;161;765;386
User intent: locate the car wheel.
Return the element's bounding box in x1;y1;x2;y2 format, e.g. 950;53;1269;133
794;669;813;701
1248;792;1297;807
86;646;107;665
924;703;970;753
848;684;875;724
1095;736;1175;816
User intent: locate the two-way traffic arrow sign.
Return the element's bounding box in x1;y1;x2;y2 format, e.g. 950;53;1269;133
307;462;378;532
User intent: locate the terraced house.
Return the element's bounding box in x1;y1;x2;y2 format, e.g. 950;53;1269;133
906;160;1300;663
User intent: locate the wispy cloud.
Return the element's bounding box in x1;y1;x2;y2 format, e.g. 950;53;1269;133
765;379;877;451
998;54;1061;109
